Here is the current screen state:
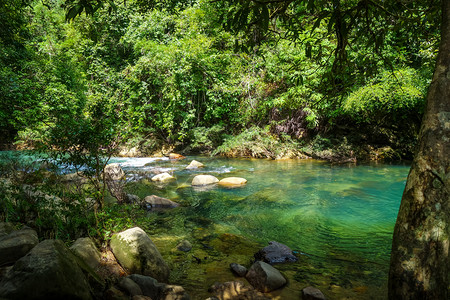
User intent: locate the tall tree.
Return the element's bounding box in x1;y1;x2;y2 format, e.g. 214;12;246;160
388;1;449;298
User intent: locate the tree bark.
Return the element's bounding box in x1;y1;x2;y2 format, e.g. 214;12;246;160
388;1;450;299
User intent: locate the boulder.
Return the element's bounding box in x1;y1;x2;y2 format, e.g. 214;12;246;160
0;226;38;266
230;263;247;277
151;173;175;182
119;277;143;296
168;153;185;160
133;296;153;300
191;175;219;186
185;160;204;169
0;239;92;300
143;195;179;211
208;281;269;300
254;241;298;264
127;194;141;205
245;261;286;293
110;227;170;282
104;163;126;203
70;237;102;270
218;177;247;187
128;274;190;300
176;240;192;252
302;286;326;300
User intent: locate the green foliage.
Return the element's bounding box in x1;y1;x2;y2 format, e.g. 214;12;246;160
213;126;301;159
343;68;427;124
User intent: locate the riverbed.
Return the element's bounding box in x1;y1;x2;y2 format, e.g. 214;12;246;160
109;156;409;299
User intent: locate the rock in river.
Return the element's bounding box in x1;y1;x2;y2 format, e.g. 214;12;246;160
192;175;219;186
245;261;286;293
143;195;179;211
110;227;170;282
254;241;298;264
186;160;205;169
151;172;175;182
218;177;247;187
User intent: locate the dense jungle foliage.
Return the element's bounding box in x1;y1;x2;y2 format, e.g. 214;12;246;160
0;0;438;160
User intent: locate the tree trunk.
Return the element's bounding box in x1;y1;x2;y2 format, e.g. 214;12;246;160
388;1;450;299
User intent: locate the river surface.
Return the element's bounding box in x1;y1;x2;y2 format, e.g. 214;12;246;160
107;156;409;299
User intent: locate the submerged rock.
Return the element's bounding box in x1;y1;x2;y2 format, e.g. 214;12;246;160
0;226;38;266
151;172;175;182
0;239;92;300
192;175;219;186
186;160;205;169
143;195;179;211
128;274;190;300
110;227;170;282
218;177;247;187
246;261;286;293
208;281;269;300
176;240;193;252
230;263;247;277
254;241;298;264
302;286;326;300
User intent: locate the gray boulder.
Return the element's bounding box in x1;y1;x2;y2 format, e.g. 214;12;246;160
176;240;192;252
302;286;326;300
254;241;298;264
119;277;143;296
110;227;170;282
0;239;92;299
185;160;204;169
70;237;102;270
143;195;179;211
230;263;247;277
128;274;190;300
151;172;175;182
245;261;286;293
0;226;38;266
191;175;219;186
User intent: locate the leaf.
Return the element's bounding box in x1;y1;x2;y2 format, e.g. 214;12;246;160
305;42;312;58
66;5;80;21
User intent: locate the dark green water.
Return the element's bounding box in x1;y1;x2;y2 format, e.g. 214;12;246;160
111;156;409;299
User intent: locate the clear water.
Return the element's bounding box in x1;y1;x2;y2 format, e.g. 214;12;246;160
1;151;409;298
110;156;409;299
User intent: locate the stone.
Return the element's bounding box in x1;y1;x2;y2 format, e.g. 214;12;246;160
0;226;38;266
254;241;298;264
143;195;179;211
0;239;92;300
245;261;286;293
151;172;175;182
104;163;126;203
132;296;153;300
185;160;204;169
110;227;170;282
119;146;142;157
191;175;219;186
168;153;185;160
128;274;190;300
119;277;143;296
208;281;269;300
70;237;102;270
218;177;247;187
176;240;192;252
302;286;326;300
127;194;141;204
105;286;129;300
230;263;247;277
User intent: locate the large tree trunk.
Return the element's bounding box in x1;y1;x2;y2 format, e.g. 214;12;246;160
388;1;450;299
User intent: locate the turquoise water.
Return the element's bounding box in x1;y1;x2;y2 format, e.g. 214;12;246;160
110;156;409;298
1;151;409;298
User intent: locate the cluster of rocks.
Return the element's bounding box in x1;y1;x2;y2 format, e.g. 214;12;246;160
0;224;190;300
213;241;326;300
